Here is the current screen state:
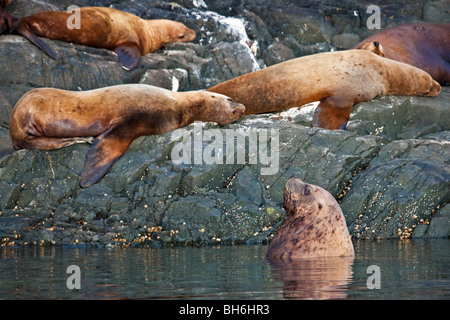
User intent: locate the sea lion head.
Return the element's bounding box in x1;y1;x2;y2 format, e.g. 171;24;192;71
403;69;441;97
153;19;196;44
417;75;441;97
267;177;355;260
283;177;334;217
201;92;245;126
358;40;385;57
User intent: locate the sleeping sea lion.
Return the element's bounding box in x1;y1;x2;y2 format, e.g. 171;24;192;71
353;23;450;85
9;84;245;187
10;6;196;70
207;50;441;130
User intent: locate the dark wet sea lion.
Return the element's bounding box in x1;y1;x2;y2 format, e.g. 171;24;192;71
353;23;450;85
11;6;196;70
207;50;441;130
267;177;354;260
9;84;245;187
0;0;15;34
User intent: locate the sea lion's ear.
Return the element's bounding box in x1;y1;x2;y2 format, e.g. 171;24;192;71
80;125;132;187
114;43;141;71
312;97;352;130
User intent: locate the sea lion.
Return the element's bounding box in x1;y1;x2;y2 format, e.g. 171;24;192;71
9;84;245;187
0;0;15;34
10;6;196;70
207;49;441;130
266;177;354;260
353;23;450;85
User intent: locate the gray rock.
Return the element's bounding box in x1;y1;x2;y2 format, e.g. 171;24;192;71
425;205;450;238
423;1;450;23
340;137;450;240
0;0;448;246
332;33;360;50
348;88;450;141
263;42;296;66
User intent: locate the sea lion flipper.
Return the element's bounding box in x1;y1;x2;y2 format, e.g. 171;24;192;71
15;22;57;59
80;126;132;188
312;97;353;130
114;43;141;71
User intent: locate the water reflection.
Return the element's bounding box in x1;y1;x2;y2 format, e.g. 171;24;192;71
1;240;449;299
268;256;354;299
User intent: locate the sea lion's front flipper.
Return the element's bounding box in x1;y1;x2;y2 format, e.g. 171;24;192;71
312;96;353;130
80;125;133;188
114;43;141;71
15;22;57;59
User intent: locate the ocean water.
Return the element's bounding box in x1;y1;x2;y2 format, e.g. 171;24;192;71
0;240;449;300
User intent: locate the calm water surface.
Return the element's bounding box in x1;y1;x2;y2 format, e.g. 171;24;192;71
0;240;449;300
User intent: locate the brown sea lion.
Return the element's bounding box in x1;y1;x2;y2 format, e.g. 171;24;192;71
266;177;354;260
353;23;450;85
10;6;196;70
207;49;441;130
9;84;245;187
0;0;15;34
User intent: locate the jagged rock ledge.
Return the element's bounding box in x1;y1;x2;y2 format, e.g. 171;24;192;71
0;0;448;247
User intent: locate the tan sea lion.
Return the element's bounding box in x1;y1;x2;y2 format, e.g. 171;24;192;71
207;49;441;130
353;23;450;85
10;6;196;70
9;84;245;187
267;177;354;260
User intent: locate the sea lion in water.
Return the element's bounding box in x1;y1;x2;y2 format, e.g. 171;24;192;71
207;49;441;130
9;84;245;187
10;6;196;70
267;177;354;260
353;23;450;85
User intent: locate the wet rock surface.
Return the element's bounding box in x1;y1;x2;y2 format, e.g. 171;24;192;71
0;0;448;247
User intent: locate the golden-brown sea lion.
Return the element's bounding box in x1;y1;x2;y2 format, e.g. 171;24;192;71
9;84;245;187
353;23;450;85
266;177;354;260
207;49;441;130
11;6;196;70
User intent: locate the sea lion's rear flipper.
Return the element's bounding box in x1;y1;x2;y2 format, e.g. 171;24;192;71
15;22;57;59
114;43;141;71
80;126;133;188
312;96;353;130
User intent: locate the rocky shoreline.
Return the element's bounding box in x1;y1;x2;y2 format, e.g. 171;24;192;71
0;0;449;247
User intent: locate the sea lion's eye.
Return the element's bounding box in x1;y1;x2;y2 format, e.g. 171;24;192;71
303;185;311;195
178;34;185;39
